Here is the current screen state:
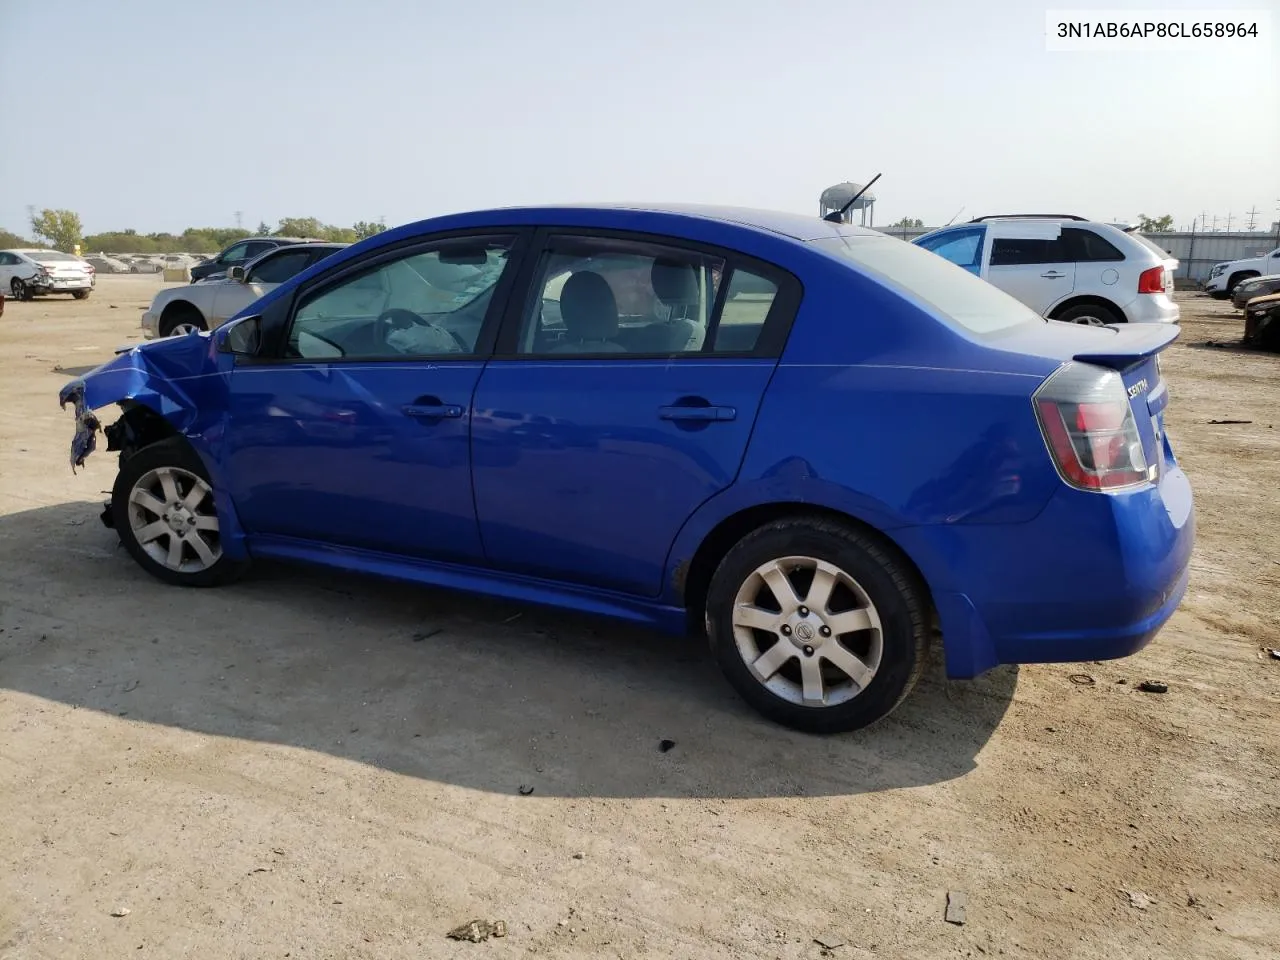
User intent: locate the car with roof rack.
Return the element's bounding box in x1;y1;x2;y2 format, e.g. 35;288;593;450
912;214;1179;326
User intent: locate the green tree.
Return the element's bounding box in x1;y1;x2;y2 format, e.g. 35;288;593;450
353;220;387;240
1137;213;1174;232
891;217;924;228
29;208;83;252
256;221;271;236
0;228;41;248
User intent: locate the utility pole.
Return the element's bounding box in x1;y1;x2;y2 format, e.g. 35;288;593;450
1224;211;1235;232
1211;215;1219;232
234;210;243;229
1245;206;1260;230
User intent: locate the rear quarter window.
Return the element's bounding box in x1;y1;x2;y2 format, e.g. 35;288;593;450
813;235;1043;335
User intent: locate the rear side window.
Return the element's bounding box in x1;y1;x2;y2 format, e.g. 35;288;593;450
990;236;1071;265
1065;228;1124;262
813;235;1042;335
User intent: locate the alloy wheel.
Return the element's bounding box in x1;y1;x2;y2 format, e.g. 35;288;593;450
731;556;883;707
127;466;221;572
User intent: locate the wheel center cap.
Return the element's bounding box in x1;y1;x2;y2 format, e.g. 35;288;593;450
794;621;815;642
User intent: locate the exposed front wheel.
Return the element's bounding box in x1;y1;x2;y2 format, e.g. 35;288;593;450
111;438;248;587
159;306;206;337
706;518;928;733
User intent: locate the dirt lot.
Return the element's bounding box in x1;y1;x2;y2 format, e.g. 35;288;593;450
1;278;1277;960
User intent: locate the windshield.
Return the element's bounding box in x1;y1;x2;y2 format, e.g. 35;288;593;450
27;251;79;262
812;235;1043;334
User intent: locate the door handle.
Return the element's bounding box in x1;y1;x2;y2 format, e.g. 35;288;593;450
1041;271;1067;279
659;404;737;422
402;402;464;419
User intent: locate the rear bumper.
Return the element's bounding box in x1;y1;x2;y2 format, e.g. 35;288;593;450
32;276;93;293
1122;294;1179;324
897;461;1195;678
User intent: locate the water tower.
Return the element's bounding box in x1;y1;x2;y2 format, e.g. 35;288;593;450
819;181;877;226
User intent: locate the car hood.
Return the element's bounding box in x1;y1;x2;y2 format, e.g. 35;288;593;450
58;332;226;425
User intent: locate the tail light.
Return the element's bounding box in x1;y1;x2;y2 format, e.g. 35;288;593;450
1034;362;1150;492
85;264;95;274
1137;265;1166;294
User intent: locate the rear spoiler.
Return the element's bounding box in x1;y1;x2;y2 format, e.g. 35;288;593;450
1072;323;1180;371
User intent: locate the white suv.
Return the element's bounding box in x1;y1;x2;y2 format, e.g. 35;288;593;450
912;215;1179;325
1204;247;1280;298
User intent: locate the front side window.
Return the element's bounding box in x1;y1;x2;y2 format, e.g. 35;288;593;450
220;242;251;263
514;236;782;356
285;236;515;360
915;227;985;274
247;249;315;284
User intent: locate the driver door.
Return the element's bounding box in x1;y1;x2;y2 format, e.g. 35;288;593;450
221;233;525;564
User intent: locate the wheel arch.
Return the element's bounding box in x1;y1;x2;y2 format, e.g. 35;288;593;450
675;500;937;639
1047;294;1125;323
159;299;208;330
1227;270;1260;291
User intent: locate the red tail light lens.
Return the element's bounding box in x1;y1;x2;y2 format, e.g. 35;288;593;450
1137;265;1165;294
1034;362;1150;491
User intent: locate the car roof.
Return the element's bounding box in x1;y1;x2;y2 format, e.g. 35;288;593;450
381;204;882;244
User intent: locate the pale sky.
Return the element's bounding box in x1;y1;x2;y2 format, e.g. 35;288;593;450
2;0;1276;235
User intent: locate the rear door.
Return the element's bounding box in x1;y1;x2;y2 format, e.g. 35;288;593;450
986;222;1076;315
470;230;801;597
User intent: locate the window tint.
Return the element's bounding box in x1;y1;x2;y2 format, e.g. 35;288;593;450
989;236;1071;266
246;241;275;258
247;249;314;284
915;228;984;273
514;236;787;356
286;237;514;360
1065;228;1124;262
813;235;1042;335
220;242;250;263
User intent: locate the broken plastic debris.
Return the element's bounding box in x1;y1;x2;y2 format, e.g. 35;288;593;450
59;384;100;473
945;890;967;925
814;932;846;948
109;907;131;918
446;919;507;942
1126;890;1155;910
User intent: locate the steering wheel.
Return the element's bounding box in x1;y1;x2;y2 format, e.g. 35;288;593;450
377;308;470;352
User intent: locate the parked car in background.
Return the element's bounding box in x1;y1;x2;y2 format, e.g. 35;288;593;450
142;242;347;337
1231;274;1280;310
59;203;1193;733
126;256;165;274
0;249;95;300
86;255;133;274
190;236;315;283
1205;248;1280;298
912;215;1179;326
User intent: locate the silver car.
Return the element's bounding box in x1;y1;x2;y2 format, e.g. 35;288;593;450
912;215;1179;325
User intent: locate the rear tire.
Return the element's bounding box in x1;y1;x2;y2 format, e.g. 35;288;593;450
11;278;32;301
705;517;928;734
1056;302;1124;326
73;290;90;300
159;305;207;337
111;437;248;588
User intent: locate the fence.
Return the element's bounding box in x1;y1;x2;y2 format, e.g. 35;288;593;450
873;225;1280;284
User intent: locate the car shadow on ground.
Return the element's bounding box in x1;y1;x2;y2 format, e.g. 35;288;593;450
0;501;1017;799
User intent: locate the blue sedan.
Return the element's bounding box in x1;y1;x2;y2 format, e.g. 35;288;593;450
58;204;1194;733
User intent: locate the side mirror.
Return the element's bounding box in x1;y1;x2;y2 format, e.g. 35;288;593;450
229;265;246;282
218;315;262;356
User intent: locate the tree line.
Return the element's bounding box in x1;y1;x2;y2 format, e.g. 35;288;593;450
5;209;388;255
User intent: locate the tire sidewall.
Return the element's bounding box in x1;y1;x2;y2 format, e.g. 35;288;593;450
706;521;925;733
1057;303;1122;326
111;438;238;587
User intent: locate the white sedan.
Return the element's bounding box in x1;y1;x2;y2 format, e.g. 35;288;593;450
0;249;95;300
142;242;346;338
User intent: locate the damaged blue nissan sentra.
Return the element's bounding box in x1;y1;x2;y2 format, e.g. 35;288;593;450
58;204;1194;733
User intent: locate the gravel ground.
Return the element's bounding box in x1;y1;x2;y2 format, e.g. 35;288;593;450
2;278;1277;959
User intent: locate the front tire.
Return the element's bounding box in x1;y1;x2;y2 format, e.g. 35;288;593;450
705;517;928;733
111;437;248;587
159;305;206;337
